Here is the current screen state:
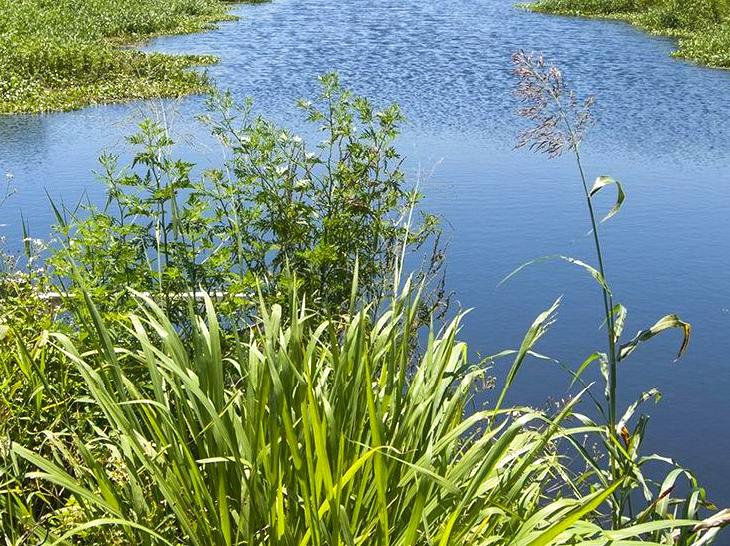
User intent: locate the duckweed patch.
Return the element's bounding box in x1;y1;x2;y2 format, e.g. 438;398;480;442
526;0;730;68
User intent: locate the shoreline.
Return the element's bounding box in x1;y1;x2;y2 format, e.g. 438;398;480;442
522;0;730;70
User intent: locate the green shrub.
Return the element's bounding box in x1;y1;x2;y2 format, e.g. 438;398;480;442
50;75;443;323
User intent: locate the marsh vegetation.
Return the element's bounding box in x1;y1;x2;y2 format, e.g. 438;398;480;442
0;0;264;113
0;67;728;543
1;0;730;544
528;0;730;67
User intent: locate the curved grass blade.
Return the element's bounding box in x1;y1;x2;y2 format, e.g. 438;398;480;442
517;480;622;546
499;255;611;294
49;518;175;546
616;389;661;436
618;315;692;362
493;298;561;415
590;176;626;224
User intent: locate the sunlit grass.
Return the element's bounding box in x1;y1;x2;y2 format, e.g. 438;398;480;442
3;280;723;544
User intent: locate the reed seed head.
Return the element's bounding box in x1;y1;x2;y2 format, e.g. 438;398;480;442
512;50;595;158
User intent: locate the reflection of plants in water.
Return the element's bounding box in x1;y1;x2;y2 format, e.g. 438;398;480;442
510;50;725;534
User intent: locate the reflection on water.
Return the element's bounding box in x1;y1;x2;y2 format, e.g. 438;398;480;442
1;0;729;506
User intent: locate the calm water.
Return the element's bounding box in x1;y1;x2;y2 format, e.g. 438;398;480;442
2;0;730;505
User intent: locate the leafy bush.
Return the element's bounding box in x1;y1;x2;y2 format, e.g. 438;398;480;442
50;75;442;322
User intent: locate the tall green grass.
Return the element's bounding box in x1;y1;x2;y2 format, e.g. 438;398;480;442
3;280;724;544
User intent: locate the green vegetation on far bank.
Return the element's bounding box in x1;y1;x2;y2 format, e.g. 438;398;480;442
0;0;262;114
526;0;730;68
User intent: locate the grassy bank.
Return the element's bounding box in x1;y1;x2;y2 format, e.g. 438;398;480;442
526;0;730;68
0;0;260;114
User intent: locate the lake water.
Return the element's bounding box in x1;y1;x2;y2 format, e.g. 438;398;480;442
2;0;730;506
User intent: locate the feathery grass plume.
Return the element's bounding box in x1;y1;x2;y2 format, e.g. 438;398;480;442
512;50;619;442
513;50;594;158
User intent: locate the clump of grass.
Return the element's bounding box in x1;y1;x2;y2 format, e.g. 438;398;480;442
524;0;730;68
4;279;727;544
0;0;265;114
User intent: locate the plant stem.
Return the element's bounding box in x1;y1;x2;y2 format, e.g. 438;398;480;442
559;101;622;524
555;103;618;433
574;150;617;422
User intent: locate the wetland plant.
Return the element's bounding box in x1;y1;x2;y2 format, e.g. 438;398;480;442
3;278;727;545
511;50;711;531
0;0;254;113
49;74;443;323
